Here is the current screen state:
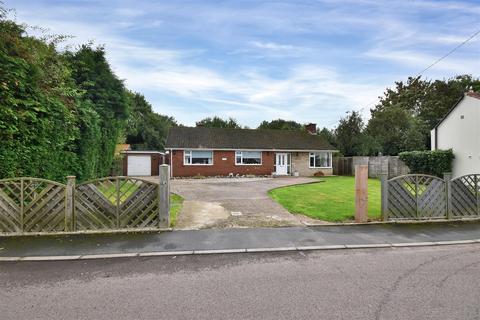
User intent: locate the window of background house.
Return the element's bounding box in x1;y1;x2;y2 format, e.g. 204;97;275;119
235;151;262;165
184;150;213;165
309;152;331;168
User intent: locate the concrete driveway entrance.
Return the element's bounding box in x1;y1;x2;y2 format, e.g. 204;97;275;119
169;177;321;229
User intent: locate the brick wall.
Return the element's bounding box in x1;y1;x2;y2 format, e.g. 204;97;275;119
170;150;275;177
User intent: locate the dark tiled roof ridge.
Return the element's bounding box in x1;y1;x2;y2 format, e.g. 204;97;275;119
166;126;335;151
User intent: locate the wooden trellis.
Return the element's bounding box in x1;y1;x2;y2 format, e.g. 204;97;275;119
0;166;170;235
75;177;163;230
0;178;68;233
450;174;480;218
381;174;447;220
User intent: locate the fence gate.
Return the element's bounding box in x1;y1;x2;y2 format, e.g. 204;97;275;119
450;174;480;218
0;178;67;233
384;174;447;220
75;177;162;231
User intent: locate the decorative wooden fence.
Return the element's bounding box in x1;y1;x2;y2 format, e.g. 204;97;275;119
0;178;68;233
450;174;480;218
0;165;170;235
381;173;480;221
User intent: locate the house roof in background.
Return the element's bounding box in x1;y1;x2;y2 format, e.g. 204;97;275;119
466;91;480;100
114;144;131;155
165;127;335;151
433;91;480;130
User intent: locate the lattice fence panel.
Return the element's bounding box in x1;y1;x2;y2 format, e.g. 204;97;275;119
451;174;480;218
75;177;159;230
386;175;446;220
0;180;22;232
0;178;67;233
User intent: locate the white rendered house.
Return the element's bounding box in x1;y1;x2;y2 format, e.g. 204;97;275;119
431;92;480;178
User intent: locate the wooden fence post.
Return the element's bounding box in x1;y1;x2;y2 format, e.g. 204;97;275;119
159;165;170;228
355;165;368;223
444;172;452;220
380;173;389;221
65;176;75;231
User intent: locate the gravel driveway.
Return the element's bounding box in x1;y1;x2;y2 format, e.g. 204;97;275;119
168;177;322;229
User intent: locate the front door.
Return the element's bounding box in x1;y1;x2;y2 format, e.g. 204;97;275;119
275;153;289;175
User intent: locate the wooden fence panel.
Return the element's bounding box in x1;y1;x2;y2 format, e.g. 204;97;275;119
0;178;67;233
450;174;480;218
385;174;447;220
75;177;160;231
0;173;170;235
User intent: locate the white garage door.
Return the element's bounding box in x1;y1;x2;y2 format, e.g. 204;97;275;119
127;155;151;176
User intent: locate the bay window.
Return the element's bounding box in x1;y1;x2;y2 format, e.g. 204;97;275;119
235;151;262;165
184;150;213;165
309;152;332;168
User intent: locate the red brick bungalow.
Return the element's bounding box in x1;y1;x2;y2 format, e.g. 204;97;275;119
165;124;337;177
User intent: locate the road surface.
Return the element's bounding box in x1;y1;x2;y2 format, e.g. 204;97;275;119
1;245;480;319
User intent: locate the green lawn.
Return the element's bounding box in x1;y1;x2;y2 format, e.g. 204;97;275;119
268;176;381;222
97;180;184;227
169;193;184;227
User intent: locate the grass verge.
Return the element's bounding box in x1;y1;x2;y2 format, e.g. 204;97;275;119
268;176;381;222
169;193;184;227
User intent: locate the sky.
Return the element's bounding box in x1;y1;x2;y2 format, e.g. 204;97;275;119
6;0;480;128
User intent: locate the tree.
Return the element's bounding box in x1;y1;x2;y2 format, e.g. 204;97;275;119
258;119;303;130
367;75;480;153
317;127;336;147
0;13;80;180
196;116;241;128
334;111;365;156
126;92;177;150
365;107;426;155
66;45;130;177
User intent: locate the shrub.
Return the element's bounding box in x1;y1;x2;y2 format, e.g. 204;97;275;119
399;149;454;177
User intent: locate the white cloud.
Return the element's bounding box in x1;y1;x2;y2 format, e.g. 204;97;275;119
7;0;479;128
250;41;297;51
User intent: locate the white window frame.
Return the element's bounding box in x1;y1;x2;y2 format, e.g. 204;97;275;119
235;151;262;166
309;152;332;168
184;150;214;166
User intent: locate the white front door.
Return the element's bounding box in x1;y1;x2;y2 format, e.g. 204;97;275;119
275;153;289;175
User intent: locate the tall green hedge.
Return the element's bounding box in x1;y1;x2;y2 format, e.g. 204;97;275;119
0;12;129;182
399;149;454;177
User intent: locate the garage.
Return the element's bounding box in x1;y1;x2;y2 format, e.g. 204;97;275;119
122;151;166;176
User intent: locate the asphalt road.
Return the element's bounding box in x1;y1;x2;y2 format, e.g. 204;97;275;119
1;245;480;319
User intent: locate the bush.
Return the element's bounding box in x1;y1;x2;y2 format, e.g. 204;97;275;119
399;149;454;177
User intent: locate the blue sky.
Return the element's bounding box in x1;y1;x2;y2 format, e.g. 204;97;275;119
7;0;480;128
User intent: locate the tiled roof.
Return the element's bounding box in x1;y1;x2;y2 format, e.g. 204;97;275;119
165;126;335;151
466;91;480;100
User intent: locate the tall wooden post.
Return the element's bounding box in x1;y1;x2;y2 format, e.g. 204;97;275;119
355;165;368;223
380;173;388;221
159;165;170;228
65;176;76;231
444;172;452;220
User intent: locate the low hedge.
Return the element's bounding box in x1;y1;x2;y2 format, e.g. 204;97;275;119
399;149;454;177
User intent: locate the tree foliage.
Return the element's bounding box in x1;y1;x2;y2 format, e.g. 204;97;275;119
196;116;241;128
334;111;365;156
0;17;81;180
365;75;480;155
258;119;303;130
65;45;129;178
126;92;177;150
0;9;175;181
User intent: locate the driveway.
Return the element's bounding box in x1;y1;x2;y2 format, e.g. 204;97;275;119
168;177;322;229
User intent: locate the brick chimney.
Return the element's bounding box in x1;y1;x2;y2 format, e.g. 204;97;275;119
305;123;317;135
